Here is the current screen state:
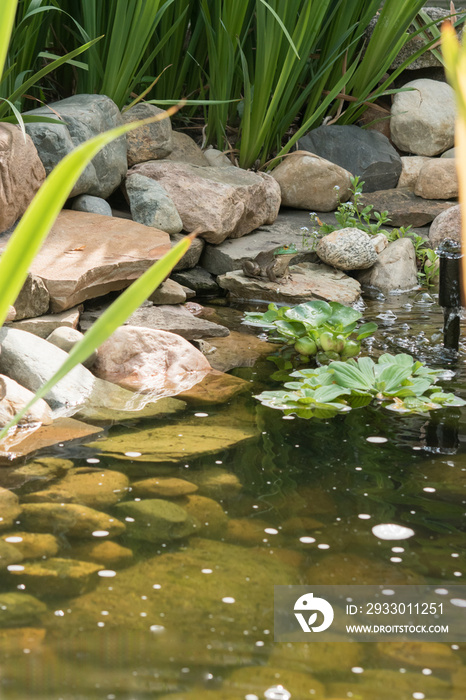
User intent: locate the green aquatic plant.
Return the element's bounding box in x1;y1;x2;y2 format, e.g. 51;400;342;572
243;300;377;365
255;353;466;419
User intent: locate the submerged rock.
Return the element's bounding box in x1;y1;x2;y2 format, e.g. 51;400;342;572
0;539;23;569
69;540;133;569
131;477;198;499
176;494;228;540
17;503;126;539
218;263;361;305
0;592;46;628
128;161;281;244
178;369;249;405
0;487;21;531
225;666;324;699
113;498;199;542
1;532;59;560
6;557;102;597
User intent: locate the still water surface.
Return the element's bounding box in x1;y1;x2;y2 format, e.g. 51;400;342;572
0;292;465;699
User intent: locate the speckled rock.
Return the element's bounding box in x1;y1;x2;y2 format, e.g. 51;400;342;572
391;79;456;156
23;467;129;510
0;593;46;627
429;204;461;248
113;499;199;542
7;557;102;597
122;103;173;166
165;131;209;166
316;228;378;270
17;503;126;539
271;153;352;211
414;158;458;200
0;487;21;531
13;273;49;320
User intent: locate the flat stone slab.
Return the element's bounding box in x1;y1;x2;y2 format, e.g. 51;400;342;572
218;262;361;305
201;214;318;275
0;417;102;464
88;406;259;463
0;210;171;312
358;188;456;227
7;307;81;338
124;303;229;340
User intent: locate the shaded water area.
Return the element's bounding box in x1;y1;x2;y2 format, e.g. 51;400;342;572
0;291;465;699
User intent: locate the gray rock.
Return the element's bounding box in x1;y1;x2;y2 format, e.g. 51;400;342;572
0;592;46;627
429;204;461;248
123;303;229;340
316;228;378;270
171;268;219;296
218;262;361;305
149;278;187;304
13;273;49;320
441;148;456;158
357;188;455;227
7;307;81;339
113;499;199;542
122;103;173;166
390;79;456;156
71;194;112;216
25;94;127;198
171;232;205;271
357;238;419;294
46;327;97;368
125;172;182;234
201;213;318;275
298;124;401;192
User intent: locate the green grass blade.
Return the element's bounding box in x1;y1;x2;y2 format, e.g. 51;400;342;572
258;0;300;59
0;105;181;328
0;232;195;440
0;0;18;78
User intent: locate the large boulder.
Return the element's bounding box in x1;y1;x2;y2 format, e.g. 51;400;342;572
122;102;173;166
271;153;352;211
357;238;418;294
429;204;461;248
128;161;281;244
298;124;401;192
0;210;171;312
125;172;183;234
414;158;458;200
0;123;46;233
92;326;212;395
316;228;378;270
390;79;456;156
25;94;127;198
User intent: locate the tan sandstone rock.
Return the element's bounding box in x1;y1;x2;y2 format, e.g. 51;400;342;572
128;161;281;244
271;152;352;211
165;131;210;166
415;158;458;200
0;375;52;428
93;325;212;396
397;155;431;190
0;124;46;233
429;204;461;248
1;210;171;312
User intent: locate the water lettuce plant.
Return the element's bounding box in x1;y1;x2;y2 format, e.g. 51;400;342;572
0;0;192;439
243;300;377;364
256;353;466;419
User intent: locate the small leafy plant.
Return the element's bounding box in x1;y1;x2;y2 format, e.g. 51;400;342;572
256;353;466;419
243;300;377;365
303;176;440;287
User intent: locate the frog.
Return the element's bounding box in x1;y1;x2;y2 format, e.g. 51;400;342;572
241;243;299;283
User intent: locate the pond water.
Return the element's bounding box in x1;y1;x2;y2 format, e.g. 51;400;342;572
0;291;465;700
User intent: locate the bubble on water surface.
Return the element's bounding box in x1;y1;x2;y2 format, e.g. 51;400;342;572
413;292;434;305
264;686;291;700
366;436;388;444
371;523;415;540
